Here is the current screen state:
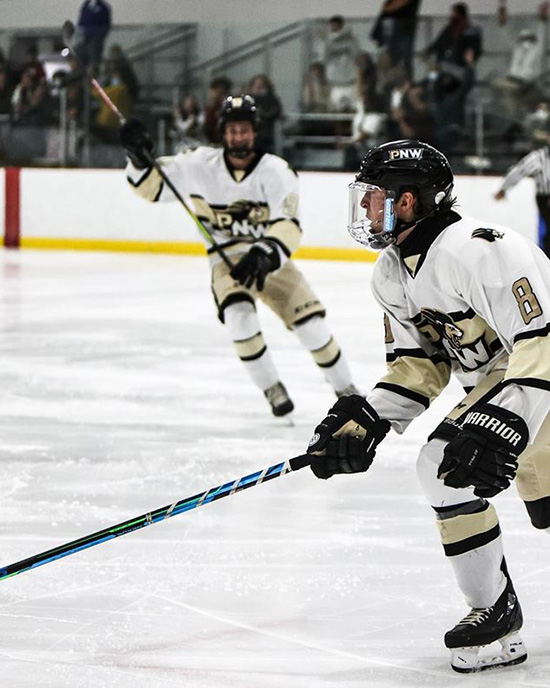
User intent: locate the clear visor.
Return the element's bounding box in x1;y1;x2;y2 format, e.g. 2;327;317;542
348;182;396;250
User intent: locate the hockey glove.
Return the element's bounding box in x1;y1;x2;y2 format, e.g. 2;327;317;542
120;118;155;169
230;239;281;291
437;403;529;498
307;394;391;479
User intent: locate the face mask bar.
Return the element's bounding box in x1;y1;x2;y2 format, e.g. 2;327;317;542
348;182;396;250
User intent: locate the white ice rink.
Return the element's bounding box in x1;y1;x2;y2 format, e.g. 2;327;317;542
0;249;549;687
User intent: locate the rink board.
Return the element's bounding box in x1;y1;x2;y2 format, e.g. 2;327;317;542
2;167;538;257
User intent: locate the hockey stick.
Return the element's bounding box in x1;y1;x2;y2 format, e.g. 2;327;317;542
0;453;312;581
61;21;233;269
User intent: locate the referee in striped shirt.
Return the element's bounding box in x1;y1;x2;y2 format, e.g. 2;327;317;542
494;144;550;257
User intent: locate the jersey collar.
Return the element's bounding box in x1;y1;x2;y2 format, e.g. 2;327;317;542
397;210;461;278
223;149;265;182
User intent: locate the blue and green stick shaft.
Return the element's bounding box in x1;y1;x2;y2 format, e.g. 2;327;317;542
0;454;311;582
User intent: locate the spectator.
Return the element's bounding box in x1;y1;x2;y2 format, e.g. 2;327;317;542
301;62;331;113
76;0;112;73
94;68;131;139
10;67;51;126
323;15;360;112
429;46;476;153
248;74;283;153
391;80;437;145
493;2;548;120
424;2;482;98
371;0;422;79
105;44;140;103
356;51;379;109
19;45;46;85
172;93;206;152
203;76;233;144
0;68;12;116
344;81;387;170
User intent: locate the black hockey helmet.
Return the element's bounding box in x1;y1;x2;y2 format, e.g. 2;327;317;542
219;94;261;132
357;139;454;217
348;140;455;249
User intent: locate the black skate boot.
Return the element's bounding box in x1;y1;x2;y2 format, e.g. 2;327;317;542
445;573;527;673
263;382;294;417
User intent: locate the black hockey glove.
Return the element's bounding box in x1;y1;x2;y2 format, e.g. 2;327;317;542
230;239;281;291
437;403;529;498
119;118;155;169
307;395;391;480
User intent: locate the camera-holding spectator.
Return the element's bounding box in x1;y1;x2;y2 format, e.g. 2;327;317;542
371;0;421;80
19;45;46;86
323;15;360;112
172;93;206;152
203;76;233;144
76;0;112;73
11;67;51;126
248;74;283;153
493;1;548;120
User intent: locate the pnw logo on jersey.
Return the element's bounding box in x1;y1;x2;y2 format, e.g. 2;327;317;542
191;196;270;238
413;307;503;372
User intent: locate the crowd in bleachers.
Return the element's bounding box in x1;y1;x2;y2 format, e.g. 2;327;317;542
1;1;550;169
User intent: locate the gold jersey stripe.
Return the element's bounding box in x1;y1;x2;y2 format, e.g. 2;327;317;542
437;503;499;545
505;335;550;383
381;355;451;404
267;219;302;255
128;168;163;202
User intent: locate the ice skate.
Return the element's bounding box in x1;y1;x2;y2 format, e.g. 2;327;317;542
445;576;527;673
264;381;294;418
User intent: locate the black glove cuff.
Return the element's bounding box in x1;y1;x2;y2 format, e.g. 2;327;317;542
460;403;529;456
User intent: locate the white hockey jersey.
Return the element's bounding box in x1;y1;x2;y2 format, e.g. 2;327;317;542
366;211;550;440
125;147;301;262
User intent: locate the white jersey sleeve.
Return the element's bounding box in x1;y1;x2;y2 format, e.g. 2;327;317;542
125;151;196;204
367;254;452;433
260;155;302;255
450;229;550;437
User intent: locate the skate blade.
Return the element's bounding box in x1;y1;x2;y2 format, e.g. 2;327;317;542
450;632;527;673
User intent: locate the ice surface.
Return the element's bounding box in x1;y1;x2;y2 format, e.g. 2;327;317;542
0;250;548;687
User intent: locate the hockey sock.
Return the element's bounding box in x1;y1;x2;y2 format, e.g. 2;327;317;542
223;301;279;391
417;439;506;608
435;500;506;608
293;315;354;392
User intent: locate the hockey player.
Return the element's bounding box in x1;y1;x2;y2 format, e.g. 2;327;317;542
120;95;357;417
306;139;550;672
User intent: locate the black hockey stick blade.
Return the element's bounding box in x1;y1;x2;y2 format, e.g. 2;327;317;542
61;20;76;48
0;453;312;582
